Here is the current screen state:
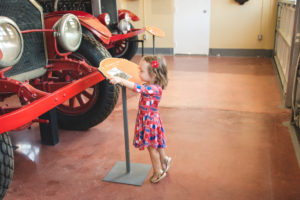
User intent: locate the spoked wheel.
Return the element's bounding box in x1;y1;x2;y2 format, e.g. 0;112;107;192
112;39;130;58
54;54;99;116
59;87;98;115
109;24;138;60
55;34;120;130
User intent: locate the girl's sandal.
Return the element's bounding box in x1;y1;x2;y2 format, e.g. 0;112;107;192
150;170;166;184
163;156;172;173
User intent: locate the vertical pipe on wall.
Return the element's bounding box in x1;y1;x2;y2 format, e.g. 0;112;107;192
142;0;146;28
260;0;264;37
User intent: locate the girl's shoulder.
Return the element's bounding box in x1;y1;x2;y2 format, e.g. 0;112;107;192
144;84;162;89
144;84;162;94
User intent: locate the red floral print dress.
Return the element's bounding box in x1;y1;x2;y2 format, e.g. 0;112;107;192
133;83;166;150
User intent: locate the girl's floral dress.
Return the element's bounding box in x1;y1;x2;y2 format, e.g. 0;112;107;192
133;83;166;150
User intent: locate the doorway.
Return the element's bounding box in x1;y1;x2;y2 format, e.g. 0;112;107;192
174;0;211;55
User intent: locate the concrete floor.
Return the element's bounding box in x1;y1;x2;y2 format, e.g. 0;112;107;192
5;55;300;200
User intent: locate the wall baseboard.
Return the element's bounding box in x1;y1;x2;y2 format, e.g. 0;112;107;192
209;48;273;57
137;48;273;57
137;48;173;55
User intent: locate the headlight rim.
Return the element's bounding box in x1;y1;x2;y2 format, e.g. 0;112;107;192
118;19;130;34
104;14;111;26
54;14;82;52
124;13;131;22
0;17;24;68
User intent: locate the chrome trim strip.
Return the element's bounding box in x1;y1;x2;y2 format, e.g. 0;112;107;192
29;0;49;64
54;0;59;11
92;0;102;16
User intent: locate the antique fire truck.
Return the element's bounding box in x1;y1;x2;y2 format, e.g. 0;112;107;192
38;0;145;60
0;0;123;198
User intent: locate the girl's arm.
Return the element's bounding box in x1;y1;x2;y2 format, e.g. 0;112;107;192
109;76;161;95
109;76;134;90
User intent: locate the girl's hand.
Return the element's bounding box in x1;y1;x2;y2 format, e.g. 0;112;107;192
109;76;123;85
109;76;135;89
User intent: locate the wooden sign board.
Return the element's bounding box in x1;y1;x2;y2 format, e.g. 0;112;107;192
99;58;144;84
145;25;165;37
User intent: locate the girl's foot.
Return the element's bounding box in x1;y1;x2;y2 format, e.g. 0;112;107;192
162;156;172;173
150;170;166;184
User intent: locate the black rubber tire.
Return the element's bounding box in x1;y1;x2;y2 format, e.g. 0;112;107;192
109;24;139;60
57;34;120;130
82;26;95;39
0;133;14;199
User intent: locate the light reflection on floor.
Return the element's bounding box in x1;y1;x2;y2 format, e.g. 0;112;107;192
15;142;40;163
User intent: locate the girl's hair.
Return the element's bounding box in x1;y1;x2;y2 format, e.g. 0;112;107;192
143;55;168;89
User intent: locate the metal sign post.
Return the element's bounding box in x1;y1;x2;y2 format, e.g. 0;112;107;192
103;86;151;186
122;86;131;173
145;25;165;55
153;35;156;55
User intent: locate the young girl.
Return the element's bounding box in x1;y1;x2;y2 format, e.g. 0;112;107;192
109;55;171;183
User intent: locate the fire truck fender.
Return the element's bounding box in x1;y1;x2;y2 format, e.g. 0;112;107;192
118;9;140;21
45;11;112;45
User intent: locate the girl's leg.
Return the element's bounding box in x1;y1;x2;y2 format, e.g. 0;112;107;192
157;148;167;170
158;148;171;172
147;146;167;183
147;146;162;176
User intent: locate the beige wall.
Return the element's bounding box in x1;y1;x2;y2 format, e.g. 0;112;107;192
119;0;277;50
118;0;174;48
210;0;277;50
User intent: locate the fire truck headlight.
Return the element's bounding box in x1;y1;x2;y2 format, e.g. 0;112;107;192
118;19;130;34
124;13;131;22
0;17;23;68
97;13;110;26
55;14;82;52
104;14;110;25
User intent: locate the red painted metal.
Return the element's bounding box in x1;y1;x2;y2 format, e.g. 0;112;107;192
118;9;139;21
33;119;49;124
53;36;72;58
97;13;109;26
0;78;47;103
0;106;21;115
0;67;12;79
41;19;73;59
33;58;100;93
0;70;105;133
80;21;110;44
0;12;115;133
58;86;98;115
21;29;55;34
111;40;128;57
46;10;95;18
49;58;96;74
0;48;3;60
20;28;63;62
45;11;111;44
35;57;102;115
109;28;145;43
19;28;61;60
0;55;106;133
44;16;61;59
44;10;144;47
